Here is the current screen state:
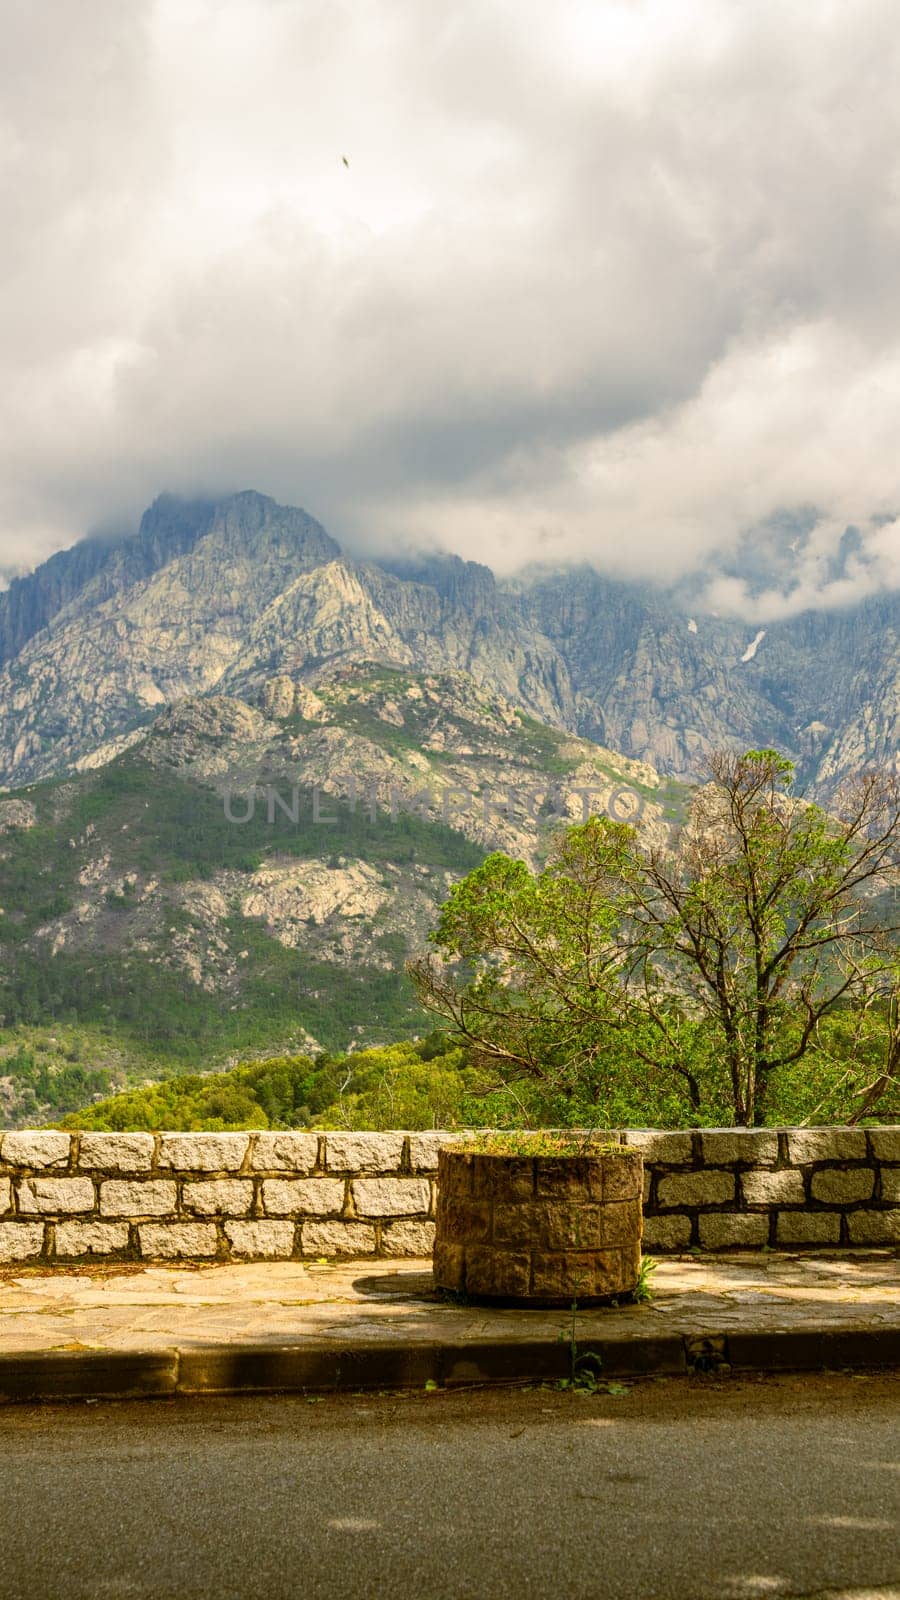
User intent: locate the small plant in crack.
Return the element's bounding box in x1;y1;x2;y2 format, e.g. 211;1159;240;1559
557;1291;604;1393
632;1254;657;1304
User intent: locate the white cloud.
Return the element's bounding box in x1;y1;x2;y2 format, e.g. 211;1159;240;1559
1;0;900;615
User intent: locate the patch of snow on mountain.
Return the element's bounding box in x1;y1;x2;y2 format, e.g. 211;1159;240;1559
740;629;767;663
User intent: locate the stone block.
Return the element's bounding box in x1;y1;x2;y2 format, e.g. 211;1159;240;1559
621;1130;693;1165
183;1179;254;1217
407;1131;459;1171
432;1238;465;1290
224;1220;296;1259
641;1214;692;1252
465;1245;531;1298
846;1209;900;1245
323;1133;405;1173
656;1171;734;1207
262;1179;345;1217
0;1222;45;1262
158;1133;249;1171
77;1133;154;1172
880;1169;900;1202
438;1197;491;1244
55;1222;130;1258
470;1164;531;1203
598;1152;643;1202
100;1180;177;1217
700;1129;779;1166
533;1157;597;1200
492;1201;543;1249
300;1220;377;1256
380;1219;436;1257
531;1245;638;1301
776;1211;841;1245
698;1213;769;1249
1;1132;70;1170
0;1177;10;1214
810;1168;874;1204
785;1128;867;1163
601;1198;644;1248
250;1132;319;1173
868;1128;900;1163
17;1177;95;1216
474;1157;535;1201
138;1223;219;1259
437;1149;474;1197
352;1178;431;1218
741;1169;805;1205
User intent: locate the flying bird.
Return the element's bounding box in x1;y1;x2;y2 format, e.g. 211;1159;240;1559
341;156;349;168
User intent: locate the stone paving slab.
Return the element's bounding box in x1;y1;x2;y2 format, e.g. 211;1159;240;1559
0;1250;897;1401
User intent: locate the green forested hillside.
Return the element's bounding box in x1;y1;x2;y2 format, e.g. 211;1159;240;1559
0;665;677;1125
57;1037;479;1132
52;1001;900;1134
0;751;473;1105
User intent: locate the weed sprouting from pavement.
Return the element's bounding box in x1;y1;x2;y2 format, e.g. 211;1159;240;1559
633;1254;657;1304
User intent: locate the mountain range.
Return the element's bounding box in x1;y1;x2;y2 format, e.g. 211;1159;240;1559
0;489;897;796
0;488;897;1123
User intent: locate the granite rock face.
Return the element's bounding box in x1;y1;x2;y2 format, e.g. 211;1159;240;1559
518;566;900;794
0;491;573;788
0;489;898;795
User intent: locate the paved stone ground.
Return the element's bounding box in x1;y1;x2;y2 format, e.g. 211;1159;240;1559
0;1249;897;1357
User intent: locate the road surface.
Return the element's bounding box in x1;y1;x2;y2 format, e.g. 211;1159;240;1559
1;1373;898;1599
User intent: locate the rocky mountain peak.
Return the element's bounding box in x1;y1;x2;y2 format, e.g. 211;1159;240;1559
377;551;498;614
134;492;218;555
0;490;897;796
200;491;340;566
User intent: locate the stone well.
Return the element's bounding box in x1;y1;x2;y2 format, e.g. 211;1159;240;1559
432;1146;644;1305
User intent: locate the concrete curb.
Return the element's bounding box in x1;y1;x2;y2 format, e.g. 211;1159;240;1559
1;1323;899;1403
0;1349;179;1403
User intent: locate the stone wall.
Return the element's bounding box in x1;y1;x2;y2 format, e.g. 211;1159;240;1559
627;1126;899;1251
0;1127;897;1264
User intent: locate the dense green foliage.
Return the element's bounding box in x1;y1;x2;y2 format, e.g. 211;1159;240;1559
0;1041;112;1124
58;1036;479;1131
0;928;429;1060
52;1009;899;1132
411;751;900;1126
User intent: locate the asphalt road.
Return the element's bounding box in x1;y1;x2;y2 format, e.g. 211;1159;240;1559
1;1374;898;1600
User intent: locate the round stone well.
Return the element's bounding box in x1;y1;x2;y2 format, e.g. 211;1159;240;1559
433;1142;644;1305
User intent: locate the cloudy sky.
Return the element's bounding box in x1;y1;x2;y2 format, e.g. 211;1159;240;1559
2;0;899;616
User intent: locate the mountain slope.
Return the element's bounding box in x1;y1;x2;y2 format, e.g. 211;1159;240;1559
0;493;341;783
0;664;677;1123
0;494;217;669
515;565;900;793
0;488;898;796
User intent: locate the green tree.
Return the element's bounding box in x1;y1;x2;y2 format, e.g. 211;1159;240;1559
635;751;900;1124
410;751;900;1126
408;817;646;1113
